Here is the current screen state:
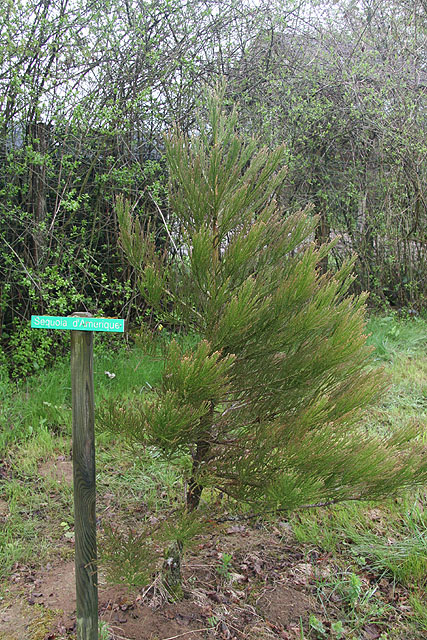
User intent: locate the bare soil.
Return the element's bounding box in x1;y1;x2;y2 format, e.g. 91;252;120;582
38;459;73;485
0;522;317;640
1;457;422;640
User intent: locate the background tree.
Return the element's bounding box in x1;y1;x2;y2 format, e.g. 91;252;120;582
1;0;426;378
228;0;427;306
0;0;260;376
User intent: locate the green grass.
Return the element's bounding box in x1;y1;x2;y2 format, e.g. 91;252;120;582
0;339;166;584
366;313;427;362
291;312;427;638
0;341;165;450
363;314;427;446
0;314;426;638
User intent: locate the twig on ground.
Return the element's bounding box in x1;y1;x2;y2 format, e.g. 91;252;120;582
161;629;211;640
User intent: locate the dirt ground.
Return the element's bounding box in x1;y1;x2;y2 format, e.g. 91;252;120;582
1;459;417;640
0;519;318;640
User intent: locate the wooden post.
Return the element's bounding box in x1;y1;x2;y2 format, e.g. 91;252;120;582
71;312;98;640
31;312;123;637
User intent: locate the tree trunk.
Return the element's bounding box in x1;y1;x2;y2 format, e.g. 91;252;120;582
186;402;214;512
315;210;330;275
28;121;48;269
186;438;210;512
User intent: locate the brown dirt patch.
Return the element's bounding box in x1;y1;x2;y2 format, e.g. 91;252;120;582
38;458;73;485
0;523;319;639
256;585;315;628
101;600;207;640
30;561;76;611
0;499;8;521
1;561;208;640
0;601;32;640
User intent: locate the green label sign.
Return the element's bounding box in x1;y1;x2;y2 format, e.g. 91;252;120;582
31;315;125;333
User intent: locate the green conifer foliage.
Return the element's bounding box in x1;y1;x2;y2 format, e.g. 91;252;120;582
107;89;427;514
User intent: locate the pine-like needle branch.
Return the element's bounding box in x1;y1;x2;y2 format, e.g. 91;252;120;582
104;87;427;516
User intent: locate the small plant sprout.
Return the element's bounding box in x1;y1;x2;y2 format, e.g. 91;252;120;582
208;615;219;629
309;613;327;637
98;620;112;640
217;552;233;580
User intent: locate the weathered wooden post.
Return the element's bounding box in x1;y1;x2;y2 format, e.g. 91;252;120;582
30;313;125;640
71;312;97;639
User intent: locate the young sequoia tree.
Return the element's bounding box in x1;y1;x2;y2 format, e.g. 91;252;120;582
105;89;427;518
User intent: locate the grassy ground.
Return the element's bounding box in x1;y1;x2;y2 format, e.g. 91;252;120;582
0;313;426;639
288;312;427;638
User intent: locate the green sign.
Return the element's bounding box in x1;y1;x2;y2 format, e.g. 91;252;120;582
31;315;124;333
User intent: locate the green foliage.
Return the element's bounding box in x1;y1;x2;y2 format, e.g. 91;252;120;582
309;614;327;638
0;340;164;451
229;1;427;309
357;534;427;587
0;316;425;632
7;325;56;379
100;509;205;590
159;509;205;546
366;314;427;362
98;621;113;640
217;552;233;580
291;491;427;591
99;339;234;457
100;523;162;589
105;88;427;517
2;0;426;380
409;593;427;633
